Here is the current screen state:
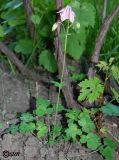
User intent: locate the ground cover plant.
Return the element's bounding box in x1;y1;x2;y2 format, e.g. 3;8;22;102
0;0;119;160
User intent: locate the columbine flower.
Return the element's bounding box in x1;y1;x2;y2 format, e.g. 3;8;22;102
57;5;75;23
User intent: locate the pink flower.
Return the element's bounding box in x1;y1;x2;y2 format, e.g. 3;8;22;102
58;5;75;23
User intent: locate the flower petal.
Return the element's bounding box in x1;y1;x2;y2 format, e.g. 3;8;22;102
58;5;75;23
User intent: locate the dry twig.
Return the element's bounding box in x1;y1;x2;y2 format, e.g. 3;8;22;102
23;0;35;39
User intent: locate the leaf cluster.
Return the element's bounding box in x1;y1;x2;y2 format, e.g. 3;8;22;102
6;96;118;160
65;108;101;150
8;97;64;139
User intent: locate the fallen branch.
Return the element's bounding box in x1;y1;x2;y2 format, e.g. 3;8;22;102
88;4;119;77
0;42;49;83
23;0;35;39
54;0;82;108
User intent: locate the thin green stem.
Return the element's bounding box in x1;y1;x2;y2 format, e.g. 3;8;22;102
8;58;16;74
25;39;41;67
53;21;70;140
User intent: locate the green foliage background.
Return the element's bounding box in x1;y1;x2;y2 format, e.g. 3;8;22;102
0;0;119;72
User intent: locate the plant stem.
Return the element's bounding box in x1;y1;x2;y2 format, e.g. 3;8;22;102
8;58;16;74
53;21;70;140
25;39;41;67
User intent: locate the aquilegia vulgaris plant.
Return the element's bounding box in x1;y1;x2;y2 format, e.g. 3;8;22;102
53;5;76;140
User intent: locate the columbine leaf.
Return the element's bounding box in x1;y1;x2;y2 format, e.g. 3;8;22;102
20;112;34;122
65;123;82;140
66;108;81;122
35;97;51;116
79;109;90;119
46;108;54;115
37;126;48;138
80;135;87;144
103;138;117;149
19;122;35;134
35;106;46;116
36;97;50;108
36;121;48;138
8;124;19;134
99;146;114;160
53;125;62;137
99;138;117;160
78;116;95;133
83;133;100;150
